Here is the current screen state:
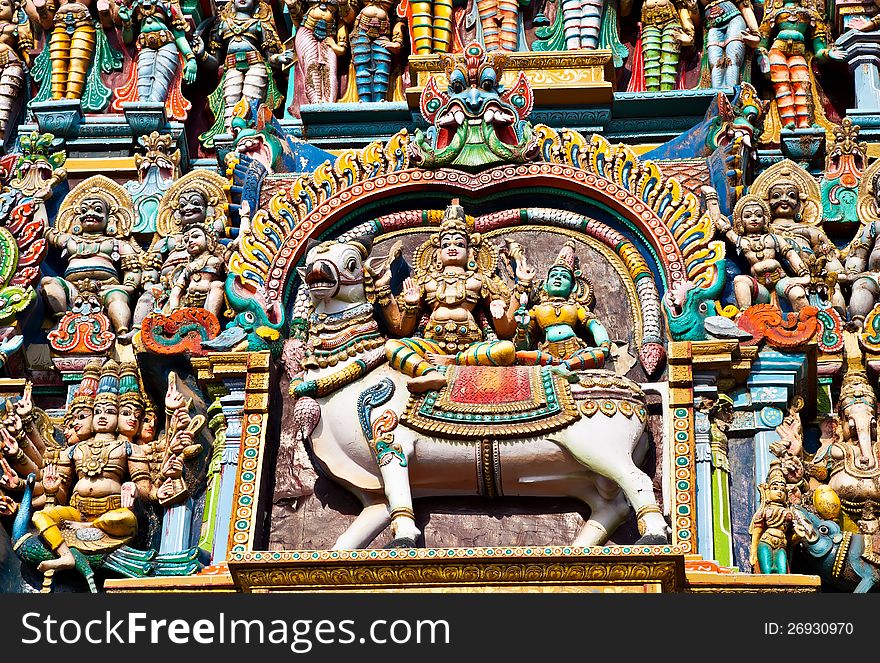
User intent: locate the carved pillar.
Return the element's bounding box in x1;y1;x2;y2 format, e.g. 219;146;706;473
208;380;245;564
837;30;880;127
198;398;228;556
693;377;717;563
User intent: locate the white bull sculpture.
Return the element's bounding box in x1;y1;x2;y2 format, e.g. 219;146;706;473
287;239;670;549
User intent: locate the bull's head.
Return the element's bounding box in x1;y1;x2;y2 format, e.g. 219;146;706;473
298;238;373;310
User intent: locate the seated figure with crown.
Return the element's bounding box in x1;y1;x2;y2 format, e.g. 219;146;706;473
513;240;612;381
31;360;155;573
374;200;535;393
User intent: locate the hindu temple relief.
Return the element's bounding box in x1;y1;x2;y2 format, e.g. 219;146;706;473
3;0;880;597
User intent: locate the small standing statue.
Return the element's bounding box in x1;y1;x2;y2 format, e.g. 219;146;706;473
0;0;33;142
691;0;760;88
41;175;143;336
755;0;844;129
397;0;452;53
111;0;198;120
637;0;693;92
749;461;801;573
514;241;612;378
287;0;350;104
195;0;292;148
708;189;810;312
28;0;122;110
350;0;403;102
375;200;532;393
475;0;526;52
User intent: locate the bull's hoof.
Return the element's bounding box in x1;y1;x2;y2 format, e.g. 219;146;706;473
385;537;418;549
635;532;669;546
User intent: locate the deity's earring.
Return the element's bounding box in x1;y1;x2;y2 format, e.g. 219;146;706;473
72;223;81;234
794;212;802;222
107;222;117;235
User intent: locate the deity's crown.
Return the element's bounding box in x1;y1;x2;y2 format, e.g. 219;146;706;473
732;194;770;231
838;369;876;409
551;241;578;275
94;360;120;406
69;359;102;410
437;199;473;238
118;362;144;410
766;461;786;487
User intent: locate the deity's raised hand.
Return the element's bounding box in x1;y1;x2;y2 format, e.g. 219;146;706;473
402;277;420;305
14;382;33;419
165;372;186;412
120;481;137;508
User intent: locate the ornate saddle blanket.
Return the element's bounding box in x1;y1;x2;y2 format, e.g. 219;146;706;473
60;524;132;554
402;365;579;440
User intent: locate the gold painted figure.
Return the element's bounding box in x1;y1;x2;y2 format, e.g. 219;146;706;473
32;360;155;573
375;200;533;393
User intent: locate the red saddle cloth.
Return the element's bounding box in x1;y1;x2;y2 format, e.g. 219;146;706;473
402;365;578;440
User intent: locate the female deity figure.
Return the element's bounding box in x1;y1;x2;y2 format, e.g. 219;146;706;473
195;0;291;148
749;461;800;573
111;0;197;120
374;200;533;393
287;0;350;104
755;0;844;129
350;0;403;102
637;0;694;91
0;0;33;142
40;175;143;335
513;241;612;377
708;189;811;312
397;0;452;53
692;0;760;88
29;0;121;109
167;223;227;319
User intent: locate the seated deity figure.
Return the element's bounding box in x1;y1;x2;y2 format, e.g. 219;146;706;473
375;200;533;393
707;188;810;311
513;241;612;377
41;176;142;336
758;168;846;309
130;171;229;335
32;360;155;573
844;166;880;327
167;222;227;319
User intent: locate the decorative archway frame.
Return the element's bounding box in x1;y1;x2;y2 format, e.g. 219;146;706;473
219;128;726;581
